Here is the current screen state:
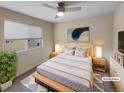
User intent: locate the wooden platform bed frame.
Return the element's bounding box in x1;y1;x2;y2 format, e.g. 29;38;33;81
32;72;76;92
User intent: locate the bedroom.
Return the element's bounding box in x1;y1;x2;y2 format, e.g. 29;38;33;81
0;0;124;92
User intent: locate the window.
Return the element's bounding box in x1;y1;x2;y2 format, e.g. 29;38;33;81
4;20;43;52
28;39;42;48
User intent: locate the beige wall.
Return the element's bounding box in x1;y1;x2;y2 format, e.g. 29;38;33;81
0;10;4;51
113;2;124;53
5;40;26;51
0;8;54;76
54;15;113;65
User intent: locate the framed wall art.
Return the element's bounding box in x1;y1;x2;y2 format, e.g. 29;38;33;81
67;27;90;42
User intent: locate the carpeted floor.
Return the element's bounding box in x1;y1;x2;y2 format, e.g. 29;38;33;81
4;68;116;92
4;68;36;92
21;75;47;92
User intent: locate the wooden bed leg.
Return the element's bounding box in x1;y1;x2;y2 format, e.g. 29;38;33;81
48;87;51;92
35;78;53;92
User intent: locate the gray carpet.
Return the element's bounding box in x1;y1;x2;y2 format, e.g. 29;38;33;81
102;73;116;92
4;68;35;92
4;68;116;92
21;75;47;92
93;73;104;92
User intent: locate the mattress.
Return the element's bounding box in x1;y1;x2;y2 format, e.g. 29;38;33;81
37;53;93;92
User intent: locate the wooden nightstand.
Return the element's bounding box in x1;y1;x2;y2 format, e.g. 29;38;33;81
93;57;106;73
50;51;59;58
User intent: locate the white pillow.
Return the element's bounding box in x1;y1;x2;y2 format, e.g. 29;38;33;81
64;46;75;55
75;47;88;57
64;49;74;55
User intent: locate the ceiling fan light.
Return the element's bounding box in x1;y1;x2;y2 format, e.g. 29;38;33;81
57;11;64;16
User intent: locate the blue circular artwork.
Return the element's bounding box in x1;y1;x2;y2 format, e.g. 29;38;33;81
72;27;89;41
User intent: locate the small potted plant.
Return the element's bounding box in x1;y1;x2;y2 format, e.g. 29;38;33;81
0;51;17;91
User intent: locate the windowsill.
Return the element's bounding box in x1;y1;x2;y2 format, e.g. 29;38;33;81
16;49;27;53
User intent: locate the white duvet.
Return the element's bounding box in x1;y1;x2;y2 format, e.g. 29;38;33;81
37;53;93;91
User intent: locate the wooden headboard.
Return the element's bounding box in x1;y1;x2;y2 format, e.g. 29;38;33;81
87;45;95;58
59;42;95;58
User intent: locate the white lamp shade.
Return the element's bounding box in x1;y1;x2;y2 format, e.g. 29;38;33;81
55;44;60;53
94;40;104;46
96;46;102;58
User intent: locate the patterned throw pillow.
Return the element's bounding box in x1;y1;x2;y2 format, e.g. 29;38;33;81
64;46;75;55
75;48;88;57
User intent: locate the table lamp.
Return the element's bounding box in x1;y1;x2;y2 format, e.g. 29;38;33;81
94;40;104;58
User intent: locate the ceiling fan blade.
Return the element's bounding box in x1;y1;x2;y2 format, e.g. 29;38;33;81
63;1;88;6
63;1;84;6
42;3;57;10
65;7;81;12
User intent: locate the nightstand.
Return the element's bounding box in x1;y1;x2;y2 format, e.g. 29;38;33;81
93;57;106;73
50;51;59;58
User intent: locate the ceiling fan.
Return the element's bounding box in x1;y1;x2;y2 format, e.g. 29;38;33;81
42;2;82;18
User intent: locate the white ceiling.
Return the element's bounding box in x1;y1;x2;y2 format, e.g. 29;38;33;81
0;1;121;23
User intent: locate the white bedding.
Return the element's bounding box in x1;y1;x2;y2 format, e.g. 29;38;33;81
58;53;91;64
37;53;93;91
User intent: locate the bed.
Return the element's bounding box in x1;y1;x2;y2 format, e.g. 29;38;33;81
33;51;93;92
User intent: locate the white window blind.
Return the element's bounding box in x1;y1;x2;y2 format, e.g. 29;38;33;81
4;20;42;39
28;25;42;39
4;20;43;52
